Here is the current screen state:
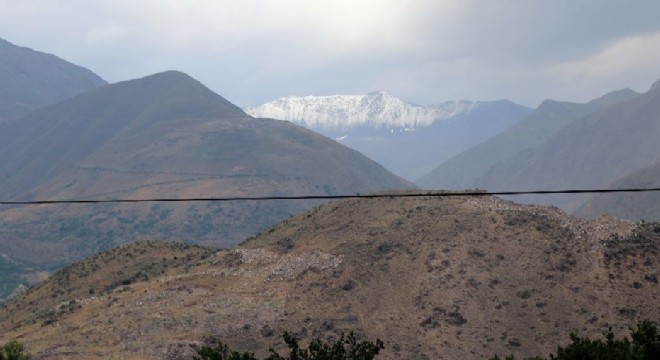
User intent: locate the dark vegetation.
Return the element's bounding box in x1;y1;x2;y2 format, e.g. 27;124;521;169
2;321;658;359
194;321;659;359
0;340;29;360
195;332;384;360
490;320;660;360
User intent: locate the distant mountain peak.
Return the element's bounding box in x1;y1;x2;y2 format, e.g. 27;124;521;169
142;69;194;81
156;69;186;76
532;88;641;112
650;78;660;92
118;70;199;87
367;90;389;96
532;99;578;115
588;88;640;106
244;92;481;129
98;70;247;119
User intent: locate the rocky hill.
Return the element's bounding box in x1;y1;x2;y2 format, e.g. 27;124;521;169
0;37;106;122
245;92;531;180
1;193;657;359
0;71;412;300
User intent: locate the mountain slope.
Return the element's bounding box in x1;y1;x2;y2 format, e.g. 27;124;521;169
575;160;660;220
472;83;660;212
417;89;640;189
0;71;412;299
245;92;531;180
0;37;106;121
0;193;657;359
0;70;246;200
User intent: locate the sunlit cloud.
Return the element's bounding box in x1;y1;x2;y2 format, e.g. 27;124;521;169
553;32;660;82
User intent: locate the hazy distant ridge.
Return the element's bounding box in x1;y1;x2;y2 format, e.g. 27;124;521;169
0;37;106;120
417;88;641;190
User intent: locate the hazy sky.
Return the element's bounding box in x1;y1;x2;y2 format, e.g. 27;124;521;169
1;0;660;107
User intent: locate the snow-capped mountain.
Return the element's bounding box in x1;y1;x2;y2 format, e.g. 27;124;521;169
244;91;478;129
244;92;531;181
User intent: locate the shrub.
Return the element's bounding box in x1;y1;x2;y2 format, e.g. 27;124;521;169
0;340;30;360
195;331;384;360
490;320;659;360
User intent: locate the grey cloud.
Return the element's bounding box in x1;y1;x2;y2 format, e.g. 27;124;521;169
1;0;659;107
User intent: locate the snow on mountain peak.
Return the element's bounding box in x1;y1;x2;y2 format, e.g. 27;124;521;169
244;92;479;129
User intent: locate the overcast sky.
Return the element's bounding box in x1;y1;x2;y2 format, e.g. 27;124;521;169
1;0;660;107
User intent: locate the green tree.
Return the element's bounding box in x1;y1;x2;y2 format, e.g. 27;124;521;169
551;320;659;360
195;342;257;360
196;332;384;360
0;340;30;360
490;320;659;360
266;332;384;360
630;319;660;359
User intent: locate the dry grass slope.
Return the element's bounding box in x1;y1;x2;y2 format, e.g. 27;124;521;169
0;193;657;359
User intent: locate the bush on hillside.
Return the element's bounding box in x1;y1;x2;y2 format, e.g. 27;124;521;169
195;331;384;360
0;340;29;360
490;319;659;360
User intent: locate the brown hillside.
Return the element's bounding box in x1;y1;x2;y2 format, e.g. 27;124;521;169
0;193;658;359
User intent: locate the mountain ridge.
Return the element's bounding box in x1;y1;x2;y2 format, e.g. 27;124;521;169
575;158;660;220
244;91;517;129
0;70;247;200
417;88;642;189
470;83;660;212
0;37;106;121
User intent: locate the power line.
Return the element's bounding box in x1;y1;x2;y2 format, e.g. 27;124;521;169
2;187;660;205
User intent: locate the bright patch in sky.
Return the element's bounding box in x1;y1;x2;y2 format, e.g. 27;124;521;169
1;0;659;107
